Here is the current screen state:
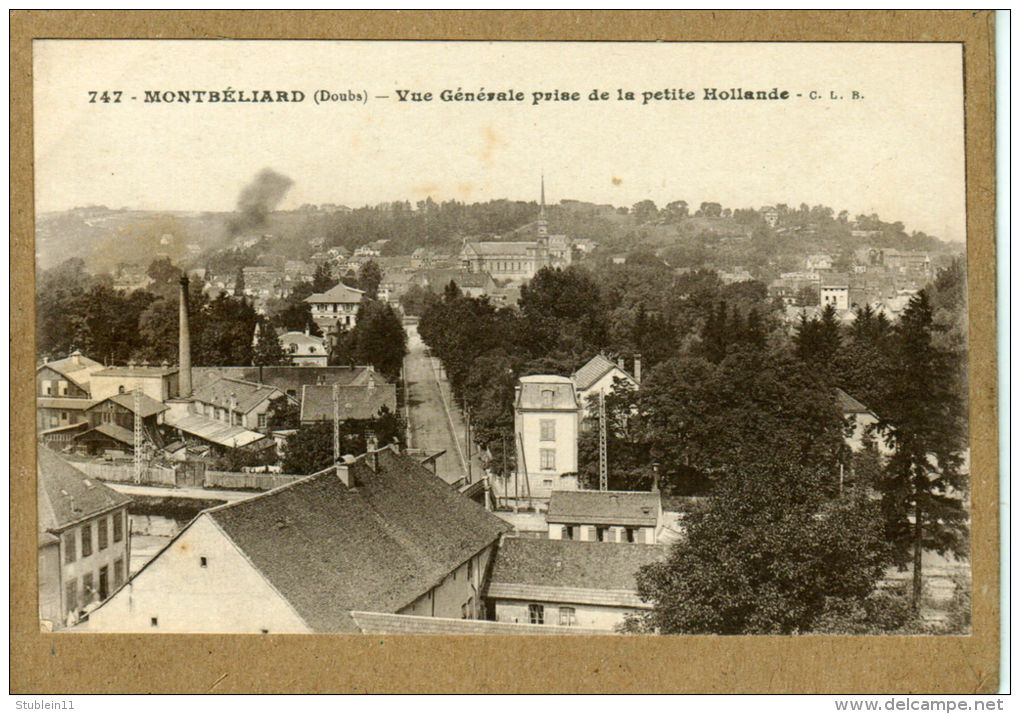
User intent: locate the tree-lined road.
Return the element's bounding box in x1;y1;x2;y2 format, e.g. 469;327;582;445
403;323;483;486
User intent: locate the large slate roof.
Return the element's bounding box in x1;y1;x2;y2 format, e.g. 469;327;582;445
515;375;579;411
487;538;665;607
192;377;280;414
300;383;397;422
192;366;381;395
547;490;661;527
37;446;132;533
206;447;511;632
304;282;365;304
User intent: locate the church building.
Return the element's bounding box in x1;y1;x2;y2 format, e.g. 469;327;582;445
460;177;572;283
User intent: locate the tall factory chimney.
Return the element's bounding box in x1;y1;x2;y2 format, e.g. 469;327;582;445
178;275;193;398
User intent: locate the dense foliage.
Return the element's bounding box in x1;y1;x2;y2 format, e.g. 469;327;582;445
279;407;405;474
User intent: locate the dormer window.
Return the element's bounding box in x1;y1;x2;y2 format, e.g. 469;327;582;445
541;389;554;408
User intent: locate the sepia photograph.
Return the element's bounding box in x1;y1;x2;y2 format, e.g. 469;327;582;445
28;38;976;641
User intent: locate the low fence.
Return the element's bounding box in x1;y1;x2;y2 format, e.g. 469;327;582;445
69;460;177;487
204;470;303;491
66;459;303;492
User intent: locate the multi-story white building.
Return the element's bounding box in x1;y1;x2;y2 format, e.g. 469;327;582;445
304;281;365;332
514;375;581;499
820;274;851;311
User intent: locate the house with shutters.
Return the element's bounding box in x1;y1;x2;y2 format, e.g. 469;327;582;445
304;281;365;332
37;447;132;631
486;537;665;631
86;445;511;633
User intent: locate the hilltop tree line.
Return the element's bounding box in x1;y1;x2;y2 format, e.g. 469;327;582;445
419;258;968;634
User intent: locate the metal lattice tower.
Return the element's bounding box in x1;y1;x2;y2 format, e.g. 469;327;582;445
133;383;143;483
598;390;608;492
332;383;340;465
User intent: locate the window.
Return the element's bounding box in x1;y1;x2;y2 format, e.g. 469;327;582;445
65;578;77;613
625;527;636;544
82;572;94;603
102;411;112;423
44;381;52;396
461;601;471;619
98;518;108;550
563;525;575;541
151;617;158;628
113;510;124;543
528;603;544;625
63;531;76;563
540;419;555;441
61;411;69;422
118;385;126;394
257;413;267;429
466;559;473;582
541;389;554;408
81;524;92;557
200;556;208;568
540;449;556;471
113;558;124;587
558;607;577;627
50;414;58;427
59;380;68;396
98;566;109;599
596;526;609;542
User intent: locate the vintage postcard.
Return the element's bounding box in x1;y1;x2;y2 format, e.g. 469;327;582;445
12;11;998;694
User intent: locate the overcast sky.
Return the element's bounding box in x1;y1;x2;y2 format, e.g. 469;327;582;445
35;41;965;241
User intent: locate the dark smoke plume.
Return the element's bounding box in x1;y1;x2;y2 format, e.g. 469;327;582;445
228;168;294;237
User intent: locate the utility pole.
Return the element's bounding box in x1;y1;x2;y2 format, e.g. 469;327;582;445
133;382;143;484
598;389;608;492
332;383;340;466
465;404;472;484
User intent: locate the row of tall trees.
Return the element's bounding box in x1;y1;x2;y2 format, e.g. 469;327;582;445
37;257;293;367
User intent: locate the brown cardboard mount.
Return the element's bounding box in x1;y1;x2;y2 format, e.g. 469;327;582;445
10;10;998;694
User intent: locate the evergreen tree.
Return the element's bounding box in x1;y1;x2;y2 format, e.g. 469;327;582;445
875;290;969;609
252;317;290;366
357;260;383;300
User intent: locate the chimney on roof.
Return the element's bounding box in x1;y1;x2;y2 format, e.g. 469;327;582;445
178;275;193;398
617;357;625;371
366;436;379;472
651;462;660;492
336;453;358;487
367;374;375;391
229;392;237;411
634;354;642;383
71;350;82;368
335;463;351;487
